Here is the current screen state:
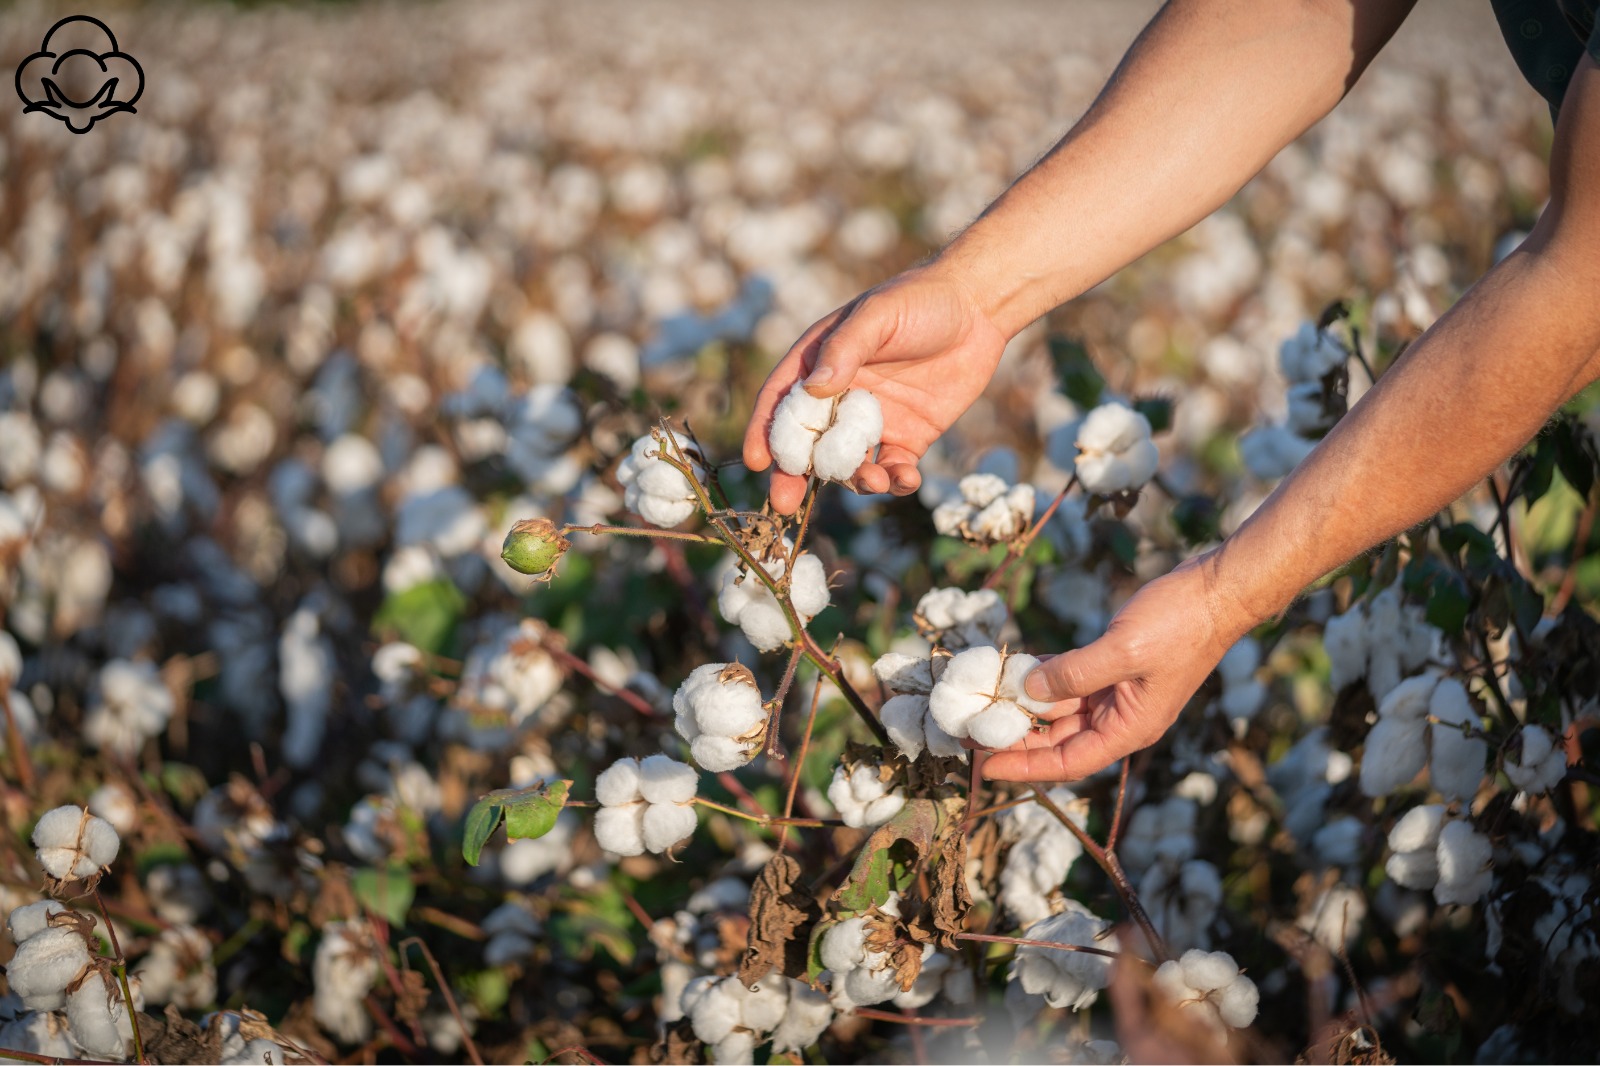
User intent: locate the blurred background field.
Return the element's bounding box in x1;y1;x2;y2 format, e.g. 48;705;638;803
0;0;1593;1063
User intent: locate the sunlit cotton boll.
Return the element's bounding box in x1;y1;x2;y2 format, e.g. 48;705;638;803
930;473;1036;544
767;384;883;482
914;586;1007;651
83;658;174;758
1385;805;1493;906
673;662;768;772
1358;672;1436;797
1012;901;1117;1010
313;920;379;1045
593;755;699;856
66;976;138;1059
927;645;1051;750
1151;949;1259;1030
1073;403;1159;495
1278;321;1348;383
826;764;905;829
998;786;1086;925
1427;677;1487;803
1504;724;1567;794
33;805;119;882
616;431;707;528
7;926;92;1011
717;543;830;652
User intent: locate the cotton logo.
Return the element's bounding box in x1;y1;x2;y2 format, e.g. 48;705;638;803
15;16;143;134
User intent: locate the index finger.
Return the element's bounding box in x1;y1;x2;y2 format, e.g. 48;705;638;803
981;716;1133;782
742;308;844;472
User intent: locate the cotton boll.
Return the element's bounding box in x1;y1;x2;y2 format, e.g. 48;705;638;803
927;645;1045;748
0;1010;76;1058
594;805;647;856
1323;608;1367;693
66;978;134;1059
1118;797;1198;875
811;391;883;482
83;659;174;758
1435;819;1492;906
1152;949;1259;1030
684;975;743;1045
710;1031;755;1065
134;925;216;1008
223;1039;285;1065
1013;902;1118;1010
1311;817;1365;868
1298;884;1367;952
33;805;120;882
826;764;905;829
1505;725;1567;794
673;663;767;770
642;803;698;853
914;587;1007;650
1359;716;1428;797
770;981;833;1054
873;652;937;696
768;387;834;477
616;433;706;529
1389;804;1447;854
930;474;1036;545
998;786;1087;925
1428;678;1485;803
313;921;379;1045
87;783;138;836
637;754;698;805
8;927;92;1011
7;901;69;945
1074;403;1159;494
1279;322;1347;383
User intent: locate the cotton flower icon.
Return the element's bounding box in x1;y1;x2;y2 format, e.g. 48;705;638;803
15;16;143;134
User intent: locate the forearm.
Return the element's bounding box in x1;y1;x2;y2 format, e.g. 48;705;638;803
939;0;1415;337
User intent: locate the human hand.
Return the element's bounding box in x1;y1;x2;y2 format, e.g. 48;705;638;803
979;552;1256;782
742;261;1009;514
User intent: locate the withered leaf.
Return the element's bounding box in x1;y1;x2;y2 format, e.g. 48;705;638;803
650;1018;705;1064
929;826;972;945
739;853;820;987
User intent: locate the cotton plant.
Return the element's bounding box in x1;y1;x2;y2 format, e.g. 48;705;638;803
913;586;1008;651
1073;402;1160;495
767;383;884;482
1358;672;1487;802
717;540;831;652
1009;901;1118;1010
673;663;769;771
927;644;1052;749
594;755;700;856
873;651;965;762
1384;804;1493;906
826;762;906;829
681;974;834;1064
998;786;1087;925
1151;949;1260;1032
616;429;708;528
930;472;1037;545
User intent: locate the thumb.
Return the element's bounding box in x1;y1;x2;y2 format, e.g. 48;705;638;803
1024;637;1135;702
803;296;894;397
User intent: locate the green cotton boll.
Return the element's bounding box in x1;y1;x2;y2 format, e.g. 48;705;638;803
500;517;570;578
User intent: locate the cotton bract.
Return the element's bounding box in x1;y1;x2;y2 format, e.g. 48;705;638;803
914;586;1007;651
827;763;906;829
1151;949;1259;1030
1073;403;1159;495
873;652;964;762
928;645;1051;750
32;805;120;883
1505;725;1566;794
718;541;830;652
1012;901;1117;1010
616;431;706;527
768;383;883;482
673;663;768;772
931;473;1036;545
594;755;699;855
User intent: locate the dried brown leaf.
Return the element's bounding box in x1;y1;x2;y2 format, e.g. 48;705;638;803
739;853;820;987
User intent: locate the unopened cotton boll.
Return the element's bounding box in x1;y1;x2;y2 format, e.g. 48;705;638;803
928;645;1051;749
673;663;768;771
33;805;119;882
616;432;706;528
930;473;1036;545
768;384;883;482
718;543;830;651
1012;902;1118;1010
914;586;1007;651
1505;724;1567;794
827;763;906;829
1074;403;1159;494
1151;949;1259;1030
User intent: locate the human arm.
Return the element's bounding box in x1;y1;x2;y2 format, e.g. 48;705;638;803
744;0;1419;513
992;53;1600;782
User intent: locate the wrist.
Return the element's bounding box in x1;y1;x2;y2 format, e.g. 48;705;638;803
1198;540;1283;644
932;229;1044;341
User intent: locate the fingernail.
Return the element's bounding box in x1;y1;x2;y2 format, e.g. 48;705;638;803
803;366;833;392
1024;670;1052;702
892;477;913;493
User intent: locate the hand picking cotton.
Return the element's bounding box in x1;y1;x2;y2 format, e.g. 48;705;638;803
768;383;883;482
928;645;1053;749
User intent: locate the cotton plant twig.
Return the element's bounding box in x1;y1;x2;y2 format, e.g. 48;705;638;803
692;796;839;829
398;936;485;1066
778;676;826;851
560;522;719;545
956;930;1141;962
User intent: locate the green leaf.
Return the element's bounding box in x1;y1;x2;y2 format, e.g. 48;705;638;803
461;798;505;867
1170;494;1221;546
1520;436;1558;505
806;919;838;982
1423;571;1471;636
1552;418;1597;499
373;578;466;657
834;839;918;913
1132;396;1174;435
504;780;571;842
1510;574;1545;636
1048;336;1105;410
352;865;415;928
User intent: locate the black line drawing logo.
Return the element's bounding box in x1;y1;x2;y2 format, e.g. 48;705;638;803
15;16;143;134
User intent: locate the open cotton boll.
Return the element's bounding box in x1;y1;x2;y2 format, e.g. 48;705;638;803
313;920;379;1045
1323;608;1367;693
1279;321;1348;383
1428;678;1486;803
1298;883;1367;952
1151;949;1259;1030
642;803;699;853
914;587;1007;651
999;786;1087;924
931;474;1035;544
1239;424;1317;481
595;758;643;807
768;384;883;482
638;754;699;805
927;645;1050;749
1074;403;1159;495
880;693;966;762
7;927;93;1011
1143;858;1223;953
0;1010;76;1059
872;652;939;696
134;925;216;1009
83;658;175;758
673;663;767;771
820;915;901;1008
1384;804;1445;890
66;978;135;1059
593;805;647;856
718;544;830;652
594;755;698;854
1359;716;1428;797
1013;902;1118;1010
1434;819;1493;906
827;764;906;828
770;980;834;1054
1119;796;1199;875
33;805;120;882
7;901;70;945
1505;725;1567;793
616;432;706;528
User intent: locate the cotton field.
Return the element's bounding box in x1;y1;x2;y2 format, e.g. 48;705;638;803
0;0;1595;1063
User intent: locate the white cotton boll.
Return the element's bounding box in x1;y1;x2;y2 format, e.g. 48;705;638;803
33;806;120;881
726;976;789;1034
927;645;1042;749
1299;884;1367;952
768;386;834;477
0;1010;76;1059
223;1039;284;1065
874;652;938;696
1428;679;1486;803
1312;817;1365;867
810;392;883;482
87;783;138;836
135;925;216;1009
1240;424;1317;481
717;543;828;652
637;754;698;806
1014;902;1118;1010
7;901;69;945
770;981;833;1054
66;979;133;1059
914;587;1007;650
1180;949;1239;992
1323;608;1367;693
594;805;647;856
595;758;643;807
8;927;92;1011
1278;322;1347;383
826;765;905;829
84;659;175;758
616;433;706;529
1505;725;1567;793
1215;975;1261;1029
1074;403;1159;494
710;1031;755;1065
819;918;867;975
641;803;698;854
881;695;930;760
685;976;743;1045
1388;804;1447;855
789;553;831;620
1377;671;1439;721
313;921;379;1045
1359;716;1428;797
967;704;1032;749
691;735;754;772
1435;820;1492;906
